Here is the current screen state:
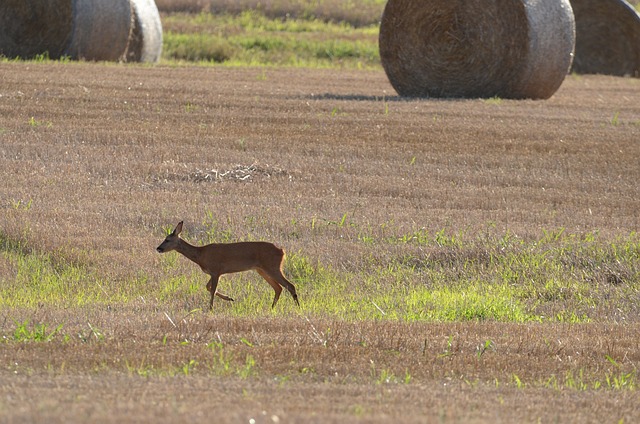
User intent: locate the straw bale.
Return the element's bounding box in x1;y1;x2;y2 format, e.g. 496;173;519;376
125;0;163;63
570;0;640;77
0;0;73;59
379;0;575;99
65;0;133;61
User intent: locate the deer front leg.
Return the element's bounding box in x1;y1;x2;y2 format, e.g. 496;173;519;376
206;275;235;308
206;275;220;310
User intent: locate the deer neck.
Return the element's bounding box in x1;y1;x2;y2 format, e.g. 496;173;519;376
175;238;203;266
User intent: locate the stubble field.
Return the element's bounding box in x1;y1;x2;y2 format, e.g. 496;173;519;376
1;61;639;423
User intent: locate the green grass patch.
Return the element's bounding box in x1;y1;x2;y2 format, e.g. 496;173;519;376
0;231;143;307
154;228;639;323
162;10;380;68
3;226;639;323
10;320;64;342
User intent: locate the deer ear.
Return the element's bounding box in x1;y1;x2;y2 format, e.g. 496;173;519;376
173;221;184;235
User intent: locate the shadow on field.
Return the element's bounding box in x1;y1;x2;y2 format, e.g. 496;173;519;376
303;93;469;102
305;93;406;102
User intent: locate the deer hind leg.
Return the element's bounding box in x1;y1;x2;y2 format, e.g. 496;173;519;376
258;265;299;307
274;272;299;307
256;269;283;308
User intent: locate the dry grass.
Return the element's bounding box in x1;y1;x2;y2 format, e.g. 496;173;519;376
155;0;386;27
1;310;639;422
1;62;640;422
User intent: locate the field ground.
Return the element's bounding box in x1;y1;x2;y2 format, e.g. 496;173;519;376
1;61;639;422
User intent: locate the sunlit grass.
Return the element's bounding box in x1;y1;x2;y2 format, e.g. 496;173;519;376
2;223;638;322
161;10;381;68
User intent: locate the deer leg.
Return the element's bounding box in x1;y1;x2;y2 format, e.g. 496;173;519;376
260;259;299;307
206;275;233;302
206;275;220;310
215;292;234;302
256;269;283;308
272;271;300;307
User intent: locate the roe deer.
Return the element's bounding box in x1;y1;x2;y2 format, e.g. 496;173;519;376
156;221;300;310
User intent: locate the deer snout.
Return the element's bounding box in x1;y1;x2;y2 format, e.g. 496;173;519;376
156;246;164;253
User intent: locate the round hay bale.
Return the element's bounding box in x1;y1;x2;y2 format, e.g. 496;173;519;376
378;0;576;99
65;0;133;61
570;0;640;77
0;0;73;59
125;0;163;63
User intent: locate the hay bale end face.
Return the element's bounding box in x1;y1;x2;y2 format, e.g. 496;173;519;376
65;0;133;61
379;0;575;99
570;0;640;77
125;0;163;63
0;0;73;59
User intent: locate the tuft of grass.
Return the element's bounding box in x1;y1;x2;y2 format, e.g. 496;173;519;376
11;320;63;342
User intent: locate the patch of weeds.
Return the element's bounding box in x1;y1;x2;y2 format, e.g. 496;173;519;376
207;341;234;374
285;251;319;282
77;322;105;343
605;369;637;390
369;362;412;385
164;32;236;62
202;212;236;243
512;374;526;389
483;96;503;105
27;116;52;128
184;101;198;113
393;227;430;245
372;366;396;384
181;359;198;376
0;247;108;307
236;137;248;151
405;283;532;322
10;199;33;211
564;369;589;391
476;339;494;358
11;320;63;342
161;10;381;69
126;359;155;377
330;106;346;117
438;335;456;359
604;355;637;390
238;354;257;378
611;111;620;126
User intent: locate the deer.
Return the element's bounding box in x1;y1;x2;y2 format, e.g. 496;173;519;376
156;221;300;310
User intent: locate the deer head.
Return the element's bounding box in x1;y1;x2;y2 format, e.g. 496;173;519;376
156;221;183;253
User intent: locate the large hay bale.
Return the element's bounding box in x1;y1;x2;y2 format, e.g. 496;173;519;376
0;0;73;59
125;0;163;63
570;0;640;77
379;0;575;99
65;0;133;61
1;0;135;62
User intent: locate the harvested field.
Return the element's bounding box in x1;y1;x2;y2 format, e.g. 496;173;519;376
1;62;640;422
